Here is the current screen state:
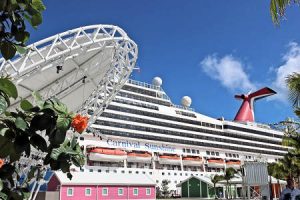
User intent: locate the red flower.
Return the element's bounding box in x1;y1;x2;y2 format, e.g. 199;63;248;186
0;159;4;168
71;114;88;133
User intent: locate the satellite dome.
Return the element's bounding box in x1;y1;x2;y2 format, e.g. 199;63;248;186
181;96;192;107
152;77;162;87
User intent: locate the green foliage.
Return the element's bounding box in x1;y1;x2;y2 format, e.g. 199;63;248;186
0;77;85;199
270;0;300;25
0;0;46;60
160;179;171;199
211;174;224;199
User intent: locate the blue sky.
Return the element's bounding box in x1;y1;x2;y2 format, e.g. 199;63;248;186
29;0;300;124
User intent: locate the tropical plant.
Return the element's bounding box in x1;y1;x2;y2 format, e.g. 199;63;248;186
211;174;224;199
161;179;171;199
0;0;46;60
0;77;86;199
270;0;300;25
222;167;237;199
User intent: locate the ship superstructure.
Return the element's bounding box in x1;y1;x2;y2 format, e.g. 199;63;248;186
78;77;286;190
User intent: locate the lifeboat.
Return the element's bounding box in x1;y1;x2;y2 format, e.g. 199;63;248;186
207;159;225;168
127;152;152;163
226;160;241;169
89;148;127;162
182;156;203;166
158;154;181;165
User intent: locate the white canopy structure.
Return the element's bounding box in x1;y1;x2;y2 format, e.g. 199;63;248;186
0;24;138;200
0;24;138;125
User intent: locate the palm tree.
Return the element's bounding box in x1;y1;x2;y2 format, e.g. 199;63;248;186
270;0;300;25
211;174;224;199
286;73;300;114
222;168;237;199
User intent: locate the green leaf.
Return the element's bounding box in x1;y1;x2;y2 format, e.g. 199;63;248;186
31;13;42;27
14;31;30;43
0;192;7;200
67;172;72;180
0;95;8;115
57;115;71;132
0;179;3;191
0;41;17;60
0;136;12;158
30;134;47;152
0;128;9;136
32;91;43;107
20;99;33;111
53;100;68;114
27;166;37;181
31;0;46;11
15;45;27;55
0;78;18;99
15;117;27;131
0;0;7;11
0;164;15;179
14;135;29;155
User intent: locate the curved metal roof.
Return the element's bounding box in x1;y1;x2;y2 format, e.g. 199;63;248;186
0;24;138;124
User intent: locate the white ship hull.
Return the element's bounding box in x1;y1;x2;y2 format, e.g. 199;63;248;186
89;152;127;162
207;162;225;168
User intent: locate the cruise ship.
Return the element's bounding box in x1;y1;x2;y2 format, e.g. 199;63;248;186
77;77;286;191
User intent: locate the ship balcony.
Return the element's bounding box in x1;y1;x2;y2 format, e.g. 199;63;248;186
88;148;127;162
207;159;225;168
158;154;181;165
127;152;152;163
182;156;203;166
226;161;241;169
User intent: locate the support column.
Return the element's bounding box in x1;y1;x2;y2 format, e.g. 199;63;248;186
124;159;127;168
180;155;183;171
152;152;156;170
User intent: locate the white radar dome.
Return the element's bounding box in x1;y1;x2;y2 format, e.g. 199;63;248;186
152;77;162;87
181;96;192;107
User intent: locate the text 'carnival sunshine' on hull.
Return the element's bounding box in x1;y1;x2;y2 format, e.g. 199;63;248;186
77;77;285;190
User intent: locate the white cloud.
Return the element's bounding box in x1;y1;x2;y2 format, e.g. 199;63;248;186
271;42;300;103
200;54;255;92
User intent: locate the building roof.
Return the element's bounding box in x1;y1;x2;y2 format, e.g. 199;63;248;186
54;171;156;186
176;175;214;187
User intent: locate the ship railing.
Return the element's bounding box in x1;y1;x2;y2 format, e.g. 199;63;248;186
127;79;163;91
172;104;195;112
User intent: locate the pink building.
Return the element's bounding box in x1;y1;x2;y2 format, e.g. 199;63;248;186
47;172;156;200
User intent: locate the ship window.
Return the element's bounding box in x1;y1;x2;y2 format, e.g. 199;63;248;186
168;172;171;175
192;149;196;153
174;173;177;176
233;154;236;158
229;154;232;157
162;172;165;175
156;180;159;183
80;168;84;172
106;170;109;173
206;151;210;155
225;153;228;157
185;173;188;176
98;169;101;173
67;188;73;196
121;170;125;173
89;169;93;172
149;172;152;175
196;150;200;154
129;171;132;174
85;188;91;196
216;152;219;156
136;171;139;174
143;171;146;174
187;149;191;153
114;170;117;173
211;152;215;156
183;149;186;153
180;173;182;176
237;154;240;158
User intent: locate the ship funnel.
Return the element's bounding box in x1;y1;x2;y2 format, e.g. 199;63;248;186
234;87;276;122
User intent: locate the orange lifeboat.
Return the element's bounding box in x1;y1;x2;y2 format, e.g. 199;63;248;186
89;148;127;162
127;152;152;163
226;160;241;169
207;159;225;168
159;154;181;165
182;156;203;166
